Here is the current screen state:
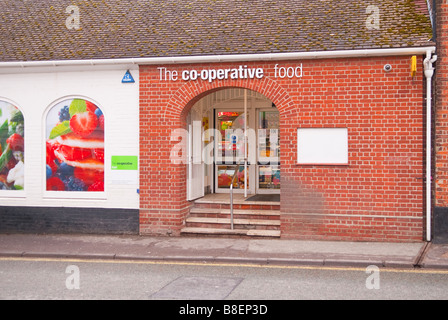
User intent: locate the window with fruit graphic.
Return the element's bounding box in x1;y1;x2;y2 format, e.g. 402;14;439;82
0;100;24;191
46;98;104;192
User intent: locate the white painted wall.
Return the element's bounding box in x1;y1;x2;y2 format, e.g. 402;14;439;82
0;66;139;209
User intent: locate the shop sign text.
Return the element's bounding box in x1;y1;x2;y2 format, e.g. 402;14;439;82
157;64;303;83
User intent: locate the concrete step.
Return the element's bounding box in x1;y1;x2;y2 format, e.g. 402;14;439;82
185;216;280;230
180;227;281;238
193;202;280;211
184;200;281;238
189;207;280;220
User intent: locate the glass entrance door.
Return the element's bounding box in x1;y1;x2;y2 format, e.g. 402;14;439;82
257;110;280;193
215;111;251;193
214;108;280;194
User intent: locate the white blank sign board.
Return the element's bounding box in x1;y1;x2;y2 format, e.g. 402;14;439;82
297;128;348;164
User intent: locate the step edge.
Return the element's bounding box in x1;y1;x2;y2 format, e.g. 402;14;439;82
180;227;281;237
190;208;280;215
186;217;280;226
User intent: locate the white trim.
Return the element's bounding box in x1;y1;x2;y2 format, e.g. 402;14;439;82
0;47;437;69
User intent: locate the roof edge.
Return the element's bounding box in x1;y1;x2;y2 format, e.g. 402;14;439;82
0;47;436;69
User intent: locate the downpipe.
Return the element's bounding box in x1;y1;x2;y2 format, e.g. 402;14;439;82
424;50;437;242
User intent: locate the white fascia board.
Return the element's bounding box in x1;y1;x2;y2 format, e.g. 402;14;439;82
0;47;437;71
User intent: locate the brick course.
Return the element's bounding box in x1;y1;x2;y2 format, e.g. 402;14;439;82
140;56;426;241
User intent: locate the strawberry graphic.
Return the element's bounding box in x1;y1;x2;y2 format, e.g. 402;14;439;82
74;167;103;186
98;114;104;130
93;148;104;162
85;101;98;114
47;177;65;191
46;141;58;173
70;111;98;138
58;145;92;161
6;133;24;152
88;181;104;192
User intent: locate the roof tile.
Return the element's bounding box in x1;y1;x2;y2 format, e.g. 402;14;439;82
0;0;434;62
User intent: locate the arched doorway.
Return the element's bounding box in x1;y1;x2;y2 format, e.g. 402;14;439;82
186;88;279;201
139;66;294;237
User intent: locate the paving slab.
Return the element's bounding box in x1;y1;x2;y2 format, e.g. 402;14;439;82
420;244;448;269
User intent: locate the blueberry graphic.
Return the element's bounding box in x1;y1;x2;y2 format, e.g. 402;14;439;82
65;176;86;192
58;162;74;178
58;106;70;122
94;108;103;117
46;165;52;179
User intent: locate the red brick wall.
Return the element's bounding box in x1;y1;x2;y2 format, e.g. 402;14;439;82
433;0;448;243
139;56;425;241
436;0;448;208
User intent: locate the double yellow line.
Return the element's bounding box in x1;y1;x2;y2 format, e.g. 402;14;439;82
2;256;448;275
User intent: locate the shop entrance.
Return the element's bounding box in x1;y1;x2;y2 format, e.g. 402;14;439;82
186;88;279;201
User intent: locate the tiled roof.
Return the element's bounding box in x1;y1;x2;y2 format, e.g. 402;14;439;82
0;0;434;62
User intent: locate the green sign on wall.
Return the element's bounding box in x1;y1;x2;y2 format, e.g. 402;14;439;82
111;156;138;170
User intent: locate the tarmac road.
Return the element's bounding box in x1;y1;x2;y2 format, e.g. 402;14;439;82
1;257;448;301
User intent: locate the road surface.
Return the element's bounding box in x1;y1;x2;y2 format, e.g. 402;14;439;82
1;257;448;302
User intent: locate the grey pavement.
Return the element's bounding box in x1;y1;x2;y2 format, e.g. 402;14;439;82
1;233;448;269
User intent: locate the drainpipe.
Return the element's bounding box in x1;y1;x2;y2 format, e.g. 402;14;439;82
424;50;437;242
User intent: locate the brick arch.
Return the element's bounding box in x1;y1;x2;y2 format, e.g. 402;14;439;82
139;73;296;237
154;77;294;236
161;76;295;123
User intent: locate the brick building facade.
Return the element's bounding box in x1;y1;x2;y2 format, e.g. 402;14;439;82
139;56;428;241
0;0;445;242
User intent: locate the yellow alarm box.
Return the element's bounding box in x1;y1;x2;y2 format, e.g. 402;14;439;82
411;56;417;77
